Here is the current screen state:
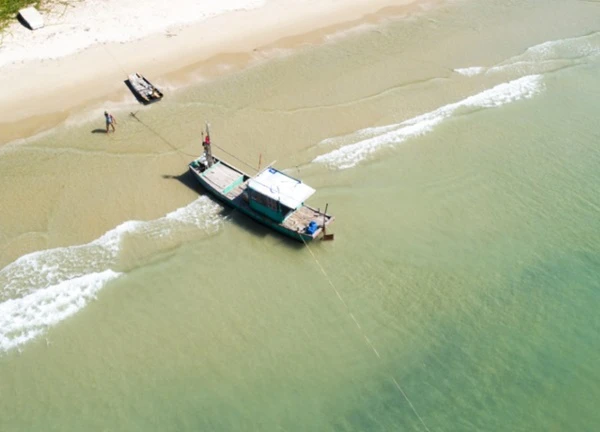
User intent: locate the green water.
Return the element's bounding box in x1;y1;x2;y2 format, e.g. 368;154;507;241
2;0;600;430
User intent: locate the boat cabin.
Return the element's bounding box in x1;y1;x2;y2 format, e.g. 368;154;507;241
247;168;315;222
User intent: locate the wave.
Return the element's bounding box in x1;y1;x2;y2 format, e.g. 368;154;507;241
0;270;120;353
0;196;222;353
453;31;600;77
454;67;485;77
313;74;544;170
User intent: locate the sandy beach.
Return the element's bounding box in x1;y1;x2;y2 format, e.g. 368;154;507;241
0;0;429;144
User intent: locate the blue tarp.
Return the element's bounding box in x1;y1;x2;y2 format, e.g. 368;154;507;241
306;221;319;235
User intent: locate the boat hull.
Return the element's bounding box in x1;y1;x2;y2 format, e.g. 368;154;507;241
189;165;324;243
125;73;163;105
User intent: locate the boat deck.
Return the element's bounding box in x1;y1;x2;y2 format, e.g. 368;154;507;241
198;162;247;198
225;184;247;200
282;205;331;232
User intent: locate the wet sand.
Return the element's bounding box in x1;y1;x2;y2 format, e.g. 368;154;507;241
0;0;430;145
0;0;441;267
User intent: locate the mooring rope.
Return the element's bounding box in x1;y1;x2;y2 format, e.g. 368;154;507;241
129;113;310;201
129;112;200;159
209;143;260;173
99;43;262;173
101;44;128;77
129;112;262;174
300;236;432;432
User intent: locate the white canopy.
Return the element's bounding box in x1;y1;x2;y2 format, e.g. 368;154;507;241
248;168;315;210
19;7;44;30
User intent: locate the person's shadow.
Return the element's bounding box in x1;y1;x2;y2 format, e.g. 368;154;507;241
91;129;107;134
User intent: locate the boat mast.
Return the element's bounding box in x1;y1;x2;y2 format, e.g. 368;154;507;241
203;122;214;167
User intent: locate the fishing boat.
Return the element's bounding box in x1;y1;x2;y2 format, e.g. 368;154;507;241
188;124;334;242
125;73;163;104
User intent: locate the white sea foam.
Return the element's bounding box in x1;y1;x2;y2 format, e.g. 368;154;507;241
313;74;544;169
517;32;600;61
0;0;266;68
0;271;120;353
454;67;485;77
0;196;222;353
454;32;600;77
488;32;600;74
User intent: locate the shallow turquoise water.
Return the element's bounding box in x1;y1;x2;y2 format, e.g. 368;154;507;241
1;0;600;430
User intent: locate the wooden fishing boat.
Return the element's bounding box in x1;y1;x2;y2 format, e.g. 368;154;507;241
189;125;334;242
125;73;163;104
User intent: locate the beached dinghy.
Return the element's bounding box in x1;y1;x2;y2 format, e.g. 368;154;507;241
126;73;163;104
189;124;335;242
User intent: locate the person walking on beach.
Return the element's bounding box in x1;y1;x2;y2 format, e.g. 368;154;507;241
104;111;116;133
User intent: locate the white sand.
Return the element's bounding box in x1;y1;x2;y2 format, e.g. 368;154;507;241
0;0;428;140
0;0;266;68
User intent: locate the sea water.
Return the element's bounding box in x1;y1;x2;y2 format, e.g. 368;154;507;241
1;0;600;430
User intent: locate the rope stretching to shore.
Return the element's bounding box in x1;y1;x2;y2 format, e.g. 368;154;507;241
129;112;204;159
130;112;259;172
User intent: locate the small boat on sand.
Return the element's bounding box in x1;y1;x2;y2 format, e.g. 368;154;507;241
126;73;163;104
189;124;335;242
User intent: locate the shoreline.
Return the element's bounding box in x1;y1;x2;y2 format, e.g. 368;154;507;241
0;0;433;145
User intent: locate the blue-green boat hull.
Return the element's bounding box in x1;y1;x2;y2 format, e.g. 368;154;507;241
189;163;318;243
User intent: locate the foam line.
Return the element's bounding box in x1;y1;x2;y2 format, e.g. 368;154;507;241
0;196;222;353
454;67;485;77
313;75;544;169
454;32;600;77
0;271;120;353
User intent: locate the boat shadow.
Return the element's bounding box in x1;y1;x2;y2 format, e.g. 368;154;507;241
225;210;306;250
163;171;305;249
162;171;202;194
